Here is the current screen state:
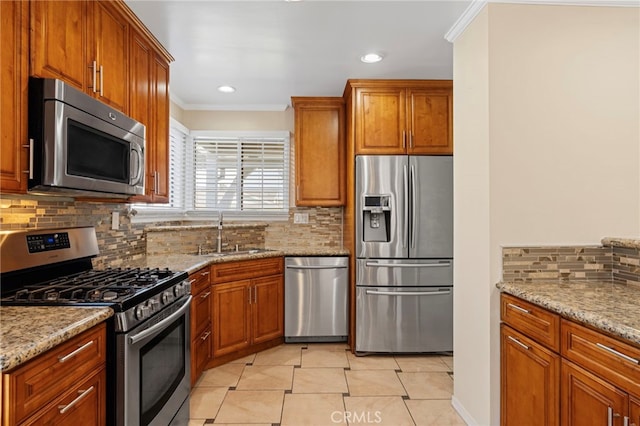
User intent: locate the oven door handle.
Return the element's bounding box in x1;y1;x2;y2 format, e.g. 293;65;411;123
128;295;192;345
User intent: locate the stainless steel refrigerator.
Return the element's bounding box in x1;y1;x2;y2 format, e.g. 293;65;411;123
355;155;453;353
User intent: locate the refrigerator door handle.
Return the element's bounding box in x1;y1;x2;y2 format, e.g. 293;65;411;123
410;163;416;250
365;261;451;268
365;289;452;297
403;164;409;249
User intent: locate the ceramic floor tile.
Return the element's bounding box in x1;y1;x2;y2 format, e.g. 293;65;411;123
397;372;453;399
441;356;454;370
405;399;466;426
236;365;294;390
347;353;400;370
343;396;414;426
189;386;227;419
252;344;303;366
196;363;245;388
214;390;284;424
345;370;407;397
393;355;450;372
302;348;350;368
228;353;256;364
281;393;347;426
188;421;205;426
292;367;349;393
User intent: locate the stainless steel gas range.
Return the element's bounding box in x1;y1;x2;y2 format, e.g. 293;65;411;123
0;226;192;426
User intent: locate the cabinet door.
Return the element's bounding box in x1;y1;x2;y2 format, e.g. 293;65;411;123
501;324;560;426
561;359;628;426
30;0;88;91
150;54;170;202
212;281;251;357
293;98;345;206
91;1;128;111
354;87;406;154
0;0;29;193
192;326;212;387
407;87;452;155
630;396;640;426
251;275;284;345
191;287;212;340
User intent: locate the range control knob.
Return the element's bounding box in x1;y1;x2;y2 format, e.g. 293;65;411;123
147;300;158;313
162;291;171;304
135;304;147;320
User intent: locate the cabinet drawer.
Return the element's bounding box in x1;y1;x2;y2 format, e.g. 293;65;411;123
191;286;211;338
189;267;211;294
191;326;212;387
22;368;106;426
561;319;640;397
5;323;106;424
501;294;560;352
212;257;284;283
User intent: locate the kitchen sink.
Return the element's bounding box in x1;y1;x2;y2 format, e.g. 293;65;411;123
197;249;272;257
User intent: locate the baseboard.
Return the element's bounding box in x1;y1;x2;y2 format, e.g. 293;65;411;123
451;395;481;426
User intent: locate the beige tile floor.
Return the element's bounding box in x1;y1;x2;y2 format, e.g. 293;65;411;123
189;343;464;426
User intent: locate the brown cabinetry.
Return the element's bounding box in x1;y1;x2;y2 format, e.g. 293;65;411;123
0;0;29;194
344;80;453;155
291;97;345;206
211;257;284;358
1;323;107;426
31;0;129;111
500;293;640;426
500;295;560;426
189;266;212;386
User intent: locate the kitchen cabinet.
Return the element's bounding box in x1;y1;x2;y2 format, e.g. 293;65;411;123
0;0;29;194
500;295;560;426
500;293;640;426
189;266;212;386
291;97;346;206
344;79;453;155
1;323;107;426
30;0;129;111
128;28;171;203
211;257;284;358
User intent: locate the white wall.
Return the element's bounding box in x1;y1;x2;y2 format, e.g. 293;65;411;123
453;4;640;425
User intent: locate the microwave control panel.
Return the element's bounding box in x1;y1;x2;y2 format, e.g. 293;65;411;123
27;232;71;253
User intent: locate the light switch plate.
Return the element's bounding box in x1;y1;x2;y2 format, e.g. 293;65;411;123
293;213;309;224
111;211;119;230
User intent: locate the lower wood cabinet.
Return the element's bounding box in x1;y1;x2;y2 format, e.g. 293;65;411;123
211;257;284;358
500;324;559;426
1;323;106;426
501;294;640;426
189;266;212;386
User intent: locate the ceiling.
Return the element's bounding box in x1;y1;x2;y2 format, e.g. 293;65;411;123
125;1;471;111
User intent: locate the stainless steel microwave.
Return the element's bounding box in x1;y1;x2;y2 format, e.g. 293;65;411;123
28;77;145;198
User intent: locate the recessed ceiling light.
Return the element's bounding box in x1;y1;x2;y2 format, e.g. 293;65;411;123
360;53;383;64
217;85;236;93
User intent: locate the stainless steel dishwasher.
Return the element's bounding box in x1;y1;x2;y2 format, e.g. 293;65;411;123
284;256;349;342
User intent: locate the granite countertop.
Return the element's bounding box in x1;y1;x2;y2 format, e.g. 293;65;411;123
497;280;640;346
0;306;113;372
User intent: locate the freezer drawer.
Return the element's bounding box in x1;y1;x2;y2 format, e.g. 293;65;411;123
284;257;348;342
355;286;453;353
356;258;453;287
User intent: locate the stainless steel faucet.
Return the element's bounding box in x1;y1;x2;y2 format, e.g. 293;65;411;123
216;211;223;253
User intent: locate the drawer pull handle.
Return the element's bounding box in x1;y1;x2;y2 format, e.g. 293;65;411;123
596;343;640;365
189;279;197;284
201;331;211;341
200;291;211;299
507;303;530;315
201;271;210;276
58;386;94;414
58;340;94;363
507;335;530;351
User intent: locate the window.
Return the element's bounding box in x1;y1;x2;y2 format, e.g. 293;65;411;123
134;124;290;220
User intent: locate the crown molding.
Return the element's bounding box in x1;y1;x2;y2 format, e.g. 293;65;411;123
445;0;639;43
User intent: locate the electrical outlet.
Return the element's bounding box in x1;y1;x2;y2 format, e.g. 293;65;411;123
111;211;120;230
293;213;309;224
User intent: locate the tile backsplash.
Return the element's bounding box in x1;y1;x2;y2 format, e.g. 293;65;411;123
0;198;343;267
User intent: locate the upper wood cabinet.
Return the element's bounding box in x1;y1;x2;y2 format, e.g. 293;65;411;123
291;97;345;206
30;0;129;111
344;79;453;155
0;1;29;194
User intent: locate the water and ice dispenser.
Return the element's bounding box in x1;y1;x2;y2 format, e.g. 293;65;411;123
362;195;391;242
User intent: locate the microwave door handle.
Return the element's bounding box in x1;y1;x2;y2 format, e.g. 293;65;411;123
130;143;144;186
